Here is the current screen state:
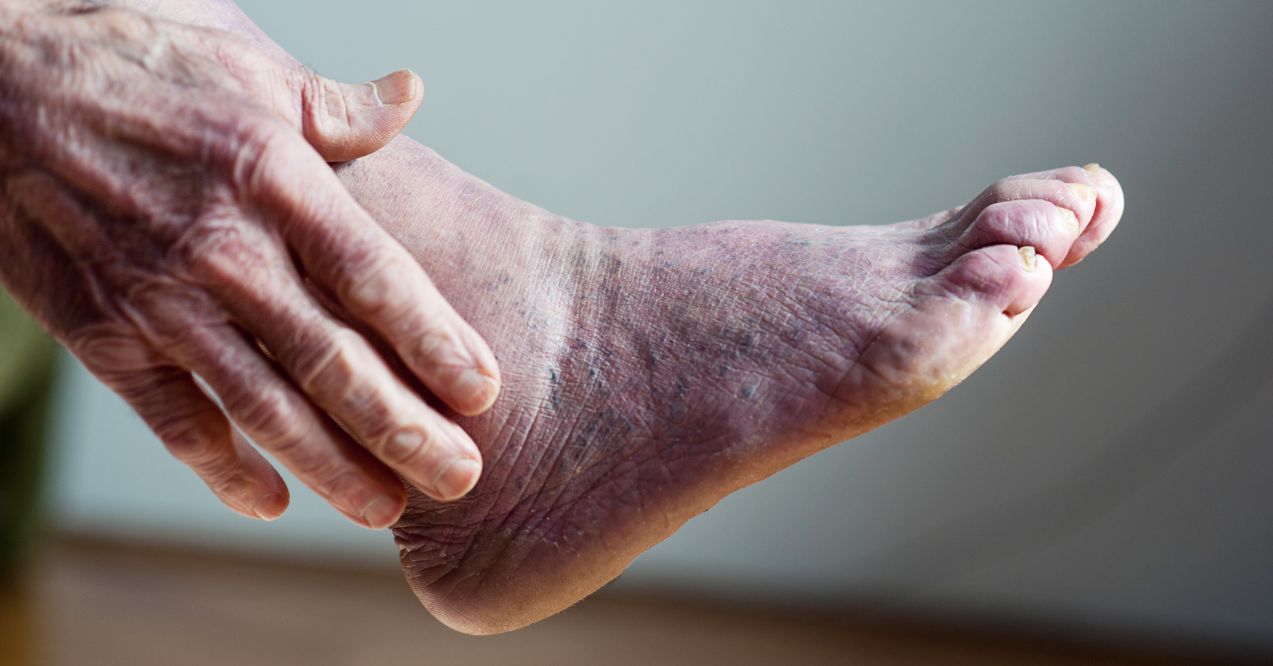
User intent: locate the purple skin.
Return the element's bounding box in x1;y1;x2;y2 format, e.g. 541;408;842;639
338;143;1123;633
23;0;1125;634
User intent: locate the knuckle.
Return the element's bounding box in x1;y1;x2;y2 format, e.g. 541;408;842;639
301;71;353;133
159;421;221;467
70;325;164;380
224;112;294;192
378;427;434;467
178;222;251;281
295;329;363;397
226;384;311;447
411;325;463;369
176;219;286;296
342;250;406;312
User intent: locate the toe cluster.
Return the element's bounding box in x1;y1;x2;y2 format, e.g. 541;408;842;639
930;164;1124;316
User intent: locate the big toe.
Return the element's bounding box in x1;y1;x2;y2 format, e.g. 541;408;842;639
924;243;1054;318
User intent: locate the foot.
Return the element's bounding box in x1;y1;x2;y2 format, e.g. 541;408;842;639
331;145;1123;633
95;0;1126;635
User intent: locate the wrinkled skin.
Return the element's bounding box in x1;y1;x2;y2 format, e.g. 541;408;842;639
0;1;505;529
26;1;1125;634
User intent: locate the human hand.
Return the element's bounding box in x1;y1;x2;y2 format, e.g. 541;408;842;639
0;4;500;528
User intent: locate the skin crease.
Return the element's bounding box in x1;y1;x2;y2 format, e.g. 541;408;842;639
0;1;506;531
24;0;1126;634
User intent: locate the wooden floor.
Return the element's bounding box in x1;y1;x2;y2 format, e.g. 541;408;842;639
0;535;1263;666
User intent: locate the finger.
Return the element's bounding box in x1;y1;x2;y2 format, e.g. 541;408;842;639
188;231;484;501
296;68;424;163
166;321;411;529
237;126;502;417
70;326;288;520
197;27;423;162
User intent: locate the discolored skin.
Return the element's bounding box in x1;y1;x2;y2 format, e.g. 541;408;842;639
26;0;1126;634
344;146;1123;633
0;2;503;530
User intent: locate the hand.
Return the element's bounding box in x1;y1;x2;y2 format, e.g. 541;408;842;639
0;4;501;528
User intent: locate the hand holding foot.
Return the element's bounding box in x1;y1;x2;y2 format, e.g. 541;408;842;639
0;3;500;529
26;0;1126;634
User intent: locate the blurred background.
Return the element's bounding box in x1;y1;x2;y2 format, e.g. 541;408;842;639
3;0;1273;663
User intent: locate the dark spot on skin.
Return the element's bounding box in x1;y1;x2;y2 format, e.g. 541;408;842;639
673;375;690;401
548;367;561;407
740;384;758;399
788;238;812;247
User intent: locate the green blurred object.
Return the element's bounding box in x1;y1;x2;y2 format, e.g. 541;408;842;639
0;288;57;582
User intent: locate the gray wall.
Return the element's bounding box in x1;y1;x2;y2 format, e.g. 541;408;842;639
48;0;1273;649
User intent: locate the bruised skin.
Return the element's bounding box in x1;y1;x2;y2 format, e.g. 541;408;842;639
331;143;1124;633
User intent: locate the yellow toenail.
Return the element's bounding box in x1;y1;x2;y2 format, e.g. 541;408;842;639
1060;208;1081;234
1069;183;1097;202
1019;246;1038;272
1082;162;1102;173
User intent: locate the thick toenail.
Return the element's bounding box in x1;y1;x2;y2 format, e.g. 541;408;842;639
1068;183;1097;202
1019;246;1038;271
1059;208;1081;234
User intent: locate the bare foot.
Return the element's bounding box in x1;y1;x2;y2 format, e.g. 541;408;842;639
330;144;1123;633
89;0;1125;634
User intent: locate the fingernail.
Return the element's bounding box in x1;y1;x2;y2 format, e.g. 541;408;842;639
369;69;417;106
1069;183;1097;202
433;458;481;500
1082;162;1102;173
1019;246;1038;272
250;494;286;521
361;494;403;529
454;369;500;414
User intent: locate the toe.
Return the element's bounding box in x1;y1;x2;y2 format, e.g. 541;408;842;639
951;176;1098;244
955;199;1081;269
924;244;1054;317
1061;164;1124;267
993;164;1124;268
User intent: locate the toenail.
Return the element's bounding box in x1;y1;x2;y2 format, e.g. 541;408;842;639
1082;162;1102;173
1019;246;1038;272
1068;183;1097;202
1059;208;1081;234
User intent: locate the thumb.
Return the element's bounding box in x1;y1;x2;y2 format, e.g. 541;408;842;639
297;69;424;163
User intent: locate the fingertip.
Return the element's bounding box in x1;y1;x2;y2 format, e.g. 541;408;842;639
249;491;289;521
449;368;502;417
359;492;407;530
369;69;424;108
432;458;482;501
303;69;422;162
